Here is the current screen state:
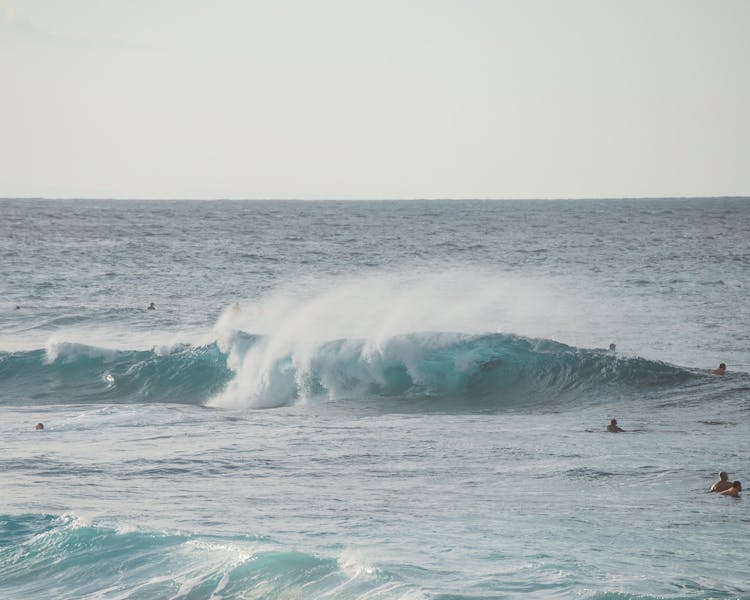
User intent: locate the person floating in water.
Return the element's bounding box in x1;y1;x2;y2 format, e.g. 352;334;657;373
719;481;742;497
710;471;733;493
608;343;616;352
479;358;503;372
35;423;44;430
147;302;156;310
711;363;726;375
607;418;624;433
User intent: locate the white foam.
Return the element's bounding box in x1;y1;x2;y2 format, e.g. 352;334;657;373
1;323;212;354
45;336;119;363
337;547;376;578
209;269;578;408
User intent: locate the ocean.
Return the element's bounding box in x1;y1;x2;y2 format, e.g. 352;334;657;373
1;198;748;599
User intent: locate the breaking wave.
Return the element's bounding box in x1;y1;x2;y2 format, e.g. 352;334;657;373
0;340;233;406
0;513;406;600
0;331;702;410
212;330;698;409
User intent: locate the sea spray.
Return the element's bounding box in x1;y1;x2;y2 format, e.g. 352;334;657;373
208;273;698;409
210;271;576;408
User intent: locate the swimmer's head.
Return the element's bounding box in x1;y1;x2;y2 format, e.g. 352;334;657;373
733;481;742;491
719;471;728;481
719;363;726;370
35;423;44;430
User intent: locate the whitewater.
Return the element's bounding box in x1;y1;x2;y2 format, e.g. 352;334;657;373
1;198;748;599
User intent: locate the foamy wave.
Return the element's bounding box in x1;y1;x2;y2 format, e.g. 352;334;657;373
0;513;422;599
45;338;119;364
0;274;713;410
208;328;696;410
208;274;697;409
210;272;572;409
3;341;233;406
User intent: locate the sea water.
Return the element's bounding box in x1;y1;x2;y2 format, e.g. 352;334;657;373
1;198;748;599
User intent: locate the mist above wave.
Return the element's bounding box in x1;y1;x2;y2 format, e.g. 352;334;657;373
0;273;714;410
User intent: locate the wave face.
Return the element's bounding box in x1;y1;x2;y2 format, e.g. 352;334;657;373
214;330;696;410
0;331;699;410
0;514;403;600
0;340;234;406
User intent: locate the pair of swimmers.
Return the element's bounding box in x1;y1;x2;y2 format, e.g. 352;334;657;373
606;426;741;497
710;471;742;497
605;432;741;498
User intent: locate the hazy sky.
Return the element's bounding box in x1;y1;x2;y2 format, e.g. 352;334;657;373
1;0;748;199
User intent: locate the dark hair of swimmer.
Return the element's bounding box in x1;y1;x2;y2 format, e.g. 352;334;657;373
35;423;44;430
732;481;742;490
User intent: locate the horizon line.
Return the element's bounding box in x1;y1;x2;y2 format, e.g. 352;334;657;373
2;195;749;202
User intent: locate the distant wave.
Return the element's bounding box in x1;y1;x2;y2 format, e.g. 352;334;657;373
0;332;704;410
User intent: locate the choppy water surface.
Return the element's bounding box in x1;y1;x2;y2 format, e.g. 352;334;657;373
1;198;749;599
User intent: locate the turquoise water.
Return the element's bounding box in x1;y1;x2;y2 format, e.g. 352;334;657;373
1;198;749;599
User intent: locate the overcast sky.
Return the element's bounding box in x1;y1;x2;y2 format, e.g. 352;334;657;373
1;0;748;199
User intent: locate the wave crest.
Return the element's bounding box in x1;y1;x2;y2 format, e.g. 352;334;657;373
0;342;232;406
0;513;400;599
211;331;696;409
0;331;700;410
